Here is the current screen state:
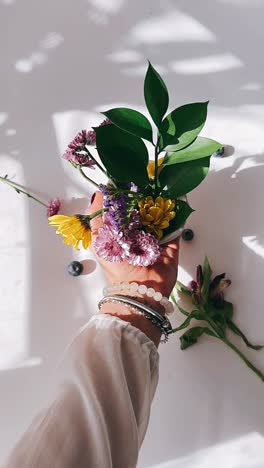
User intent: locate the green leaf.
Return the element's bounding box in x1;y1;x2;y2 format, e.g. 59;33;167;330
175;302;191;317
176;281;192;297
201;256;212;302
221;301;234;320
163;137;223;165
144;62;169;127
227;319;264;350
95;124;149;186
162;200;194;235
102;108;153;143
173;310;207;333
159;102;208;151
180;326;216;350
160;156;210;198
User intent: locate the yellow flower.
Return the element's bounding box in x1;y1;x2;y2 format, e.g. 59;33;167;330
48;214;92;251
138;196;176;240
147;157;164;179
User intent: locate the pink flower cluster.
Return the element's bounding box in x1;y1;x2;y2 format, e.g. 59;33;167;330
93;212;160;267
62;119;111;167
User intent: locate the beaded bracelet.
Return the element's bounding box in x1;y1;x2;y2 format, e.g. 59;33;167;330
98;295;173;343
103;282;174;316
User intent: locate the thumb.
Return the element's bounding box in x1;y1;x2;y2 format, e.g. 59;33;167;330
86;191;103;236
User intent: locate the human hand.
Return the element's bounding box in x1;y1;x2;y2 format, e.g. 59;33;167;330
86;192;180;299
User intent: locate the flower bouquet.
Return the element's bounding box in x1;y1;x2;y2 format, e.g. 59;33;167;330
2;62;264;382
47;61;223;266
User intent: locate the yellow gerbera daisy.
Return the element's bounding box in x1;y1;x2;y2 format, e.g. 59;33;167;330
138;196;176;240
48;214;92;251
147;157;164;179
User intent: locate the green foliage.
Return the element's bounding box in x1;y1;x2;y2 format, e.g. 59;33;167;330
201;256;213;302
176;281;192;297
180;327;216;350
162;200;194;235
163;137;223;165
227;320;264;350
159;102;208;151
144;62;169;127
95;124;149;186
159;156;210;198
102;108;153;142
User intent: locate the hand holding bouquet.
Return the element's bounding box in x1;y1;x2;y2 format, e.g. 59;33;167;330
48;62;222;266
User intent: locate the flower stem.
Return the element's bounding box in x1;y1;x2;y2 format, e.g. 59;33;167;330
0;175;48;208
88;208;107;219
85;147;107;176
154;145;159;197
78;167;99;188
222;337;264;383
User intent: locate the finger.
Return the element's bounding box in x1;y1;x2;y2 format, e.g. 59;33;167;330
86;191;103;235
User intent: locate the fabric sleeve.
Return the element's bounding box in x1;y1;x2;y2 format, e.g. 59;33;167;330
4;313;160;468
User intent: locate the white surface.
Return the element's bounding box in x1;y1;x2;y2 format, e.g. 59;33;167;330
1;1;264;467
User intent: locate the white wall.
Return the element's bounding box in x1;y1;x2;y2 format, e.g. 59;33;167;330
1;1;264;466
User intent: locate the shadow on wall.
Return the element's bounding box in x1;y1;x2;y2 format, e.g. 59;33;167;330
0;0;264;465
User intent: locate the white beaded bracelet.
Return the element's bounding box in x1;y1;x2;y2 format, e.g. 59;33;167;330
103;282;175;315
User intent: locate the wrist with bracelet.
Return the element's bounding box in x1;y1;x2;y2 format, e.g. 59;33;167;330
98;282;175;344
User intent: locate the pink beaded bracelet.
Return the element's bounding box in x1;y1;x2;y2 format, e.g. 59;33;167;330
103;282;174;315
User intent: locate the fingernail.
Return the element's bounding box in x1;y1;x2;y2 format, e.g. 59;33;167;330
91;192;96;204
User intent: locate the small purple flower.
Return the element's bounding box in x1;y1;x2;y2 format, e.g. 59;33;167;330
86;118;112;146
93;223;130;262
126;230;160;267
127;182;140;193
68;129;89;152
99;184;128;230
63;130;96;168
87;130;96;145
128;209;141;230
47;198;61;217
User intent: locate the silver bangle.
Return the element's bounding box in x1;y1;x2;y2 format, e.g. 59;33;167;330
98;295;173;343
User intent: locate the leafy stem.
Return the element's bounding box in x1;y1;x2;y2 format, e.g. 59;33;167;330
154;143;159;197
0;175;48;208
84;147;108;176
222;337;264;382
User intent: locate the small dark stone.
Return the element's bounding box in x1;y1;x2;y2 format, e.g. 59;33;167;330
214;147;225;157
68;261;84;276
182;229;194;241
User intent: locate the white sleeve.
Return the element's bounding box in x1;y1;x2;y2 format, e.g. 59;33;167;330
4;313;160;468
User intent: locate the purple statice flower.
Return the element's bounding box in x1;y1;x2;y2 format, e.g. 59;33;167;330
63;130;96;168
47;198;61;217
126;230;160;266
127;182;140;193
99;184;127;230
128;209;141;230
93;223;130;262
86;118;112;146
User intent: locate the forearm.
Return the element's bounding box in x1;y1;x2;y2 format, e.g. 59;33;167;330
5;314;159;468
100;295;164;348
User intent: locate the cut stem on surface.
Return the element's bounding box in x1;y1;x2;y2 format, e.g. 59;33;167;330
0;175;48;208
